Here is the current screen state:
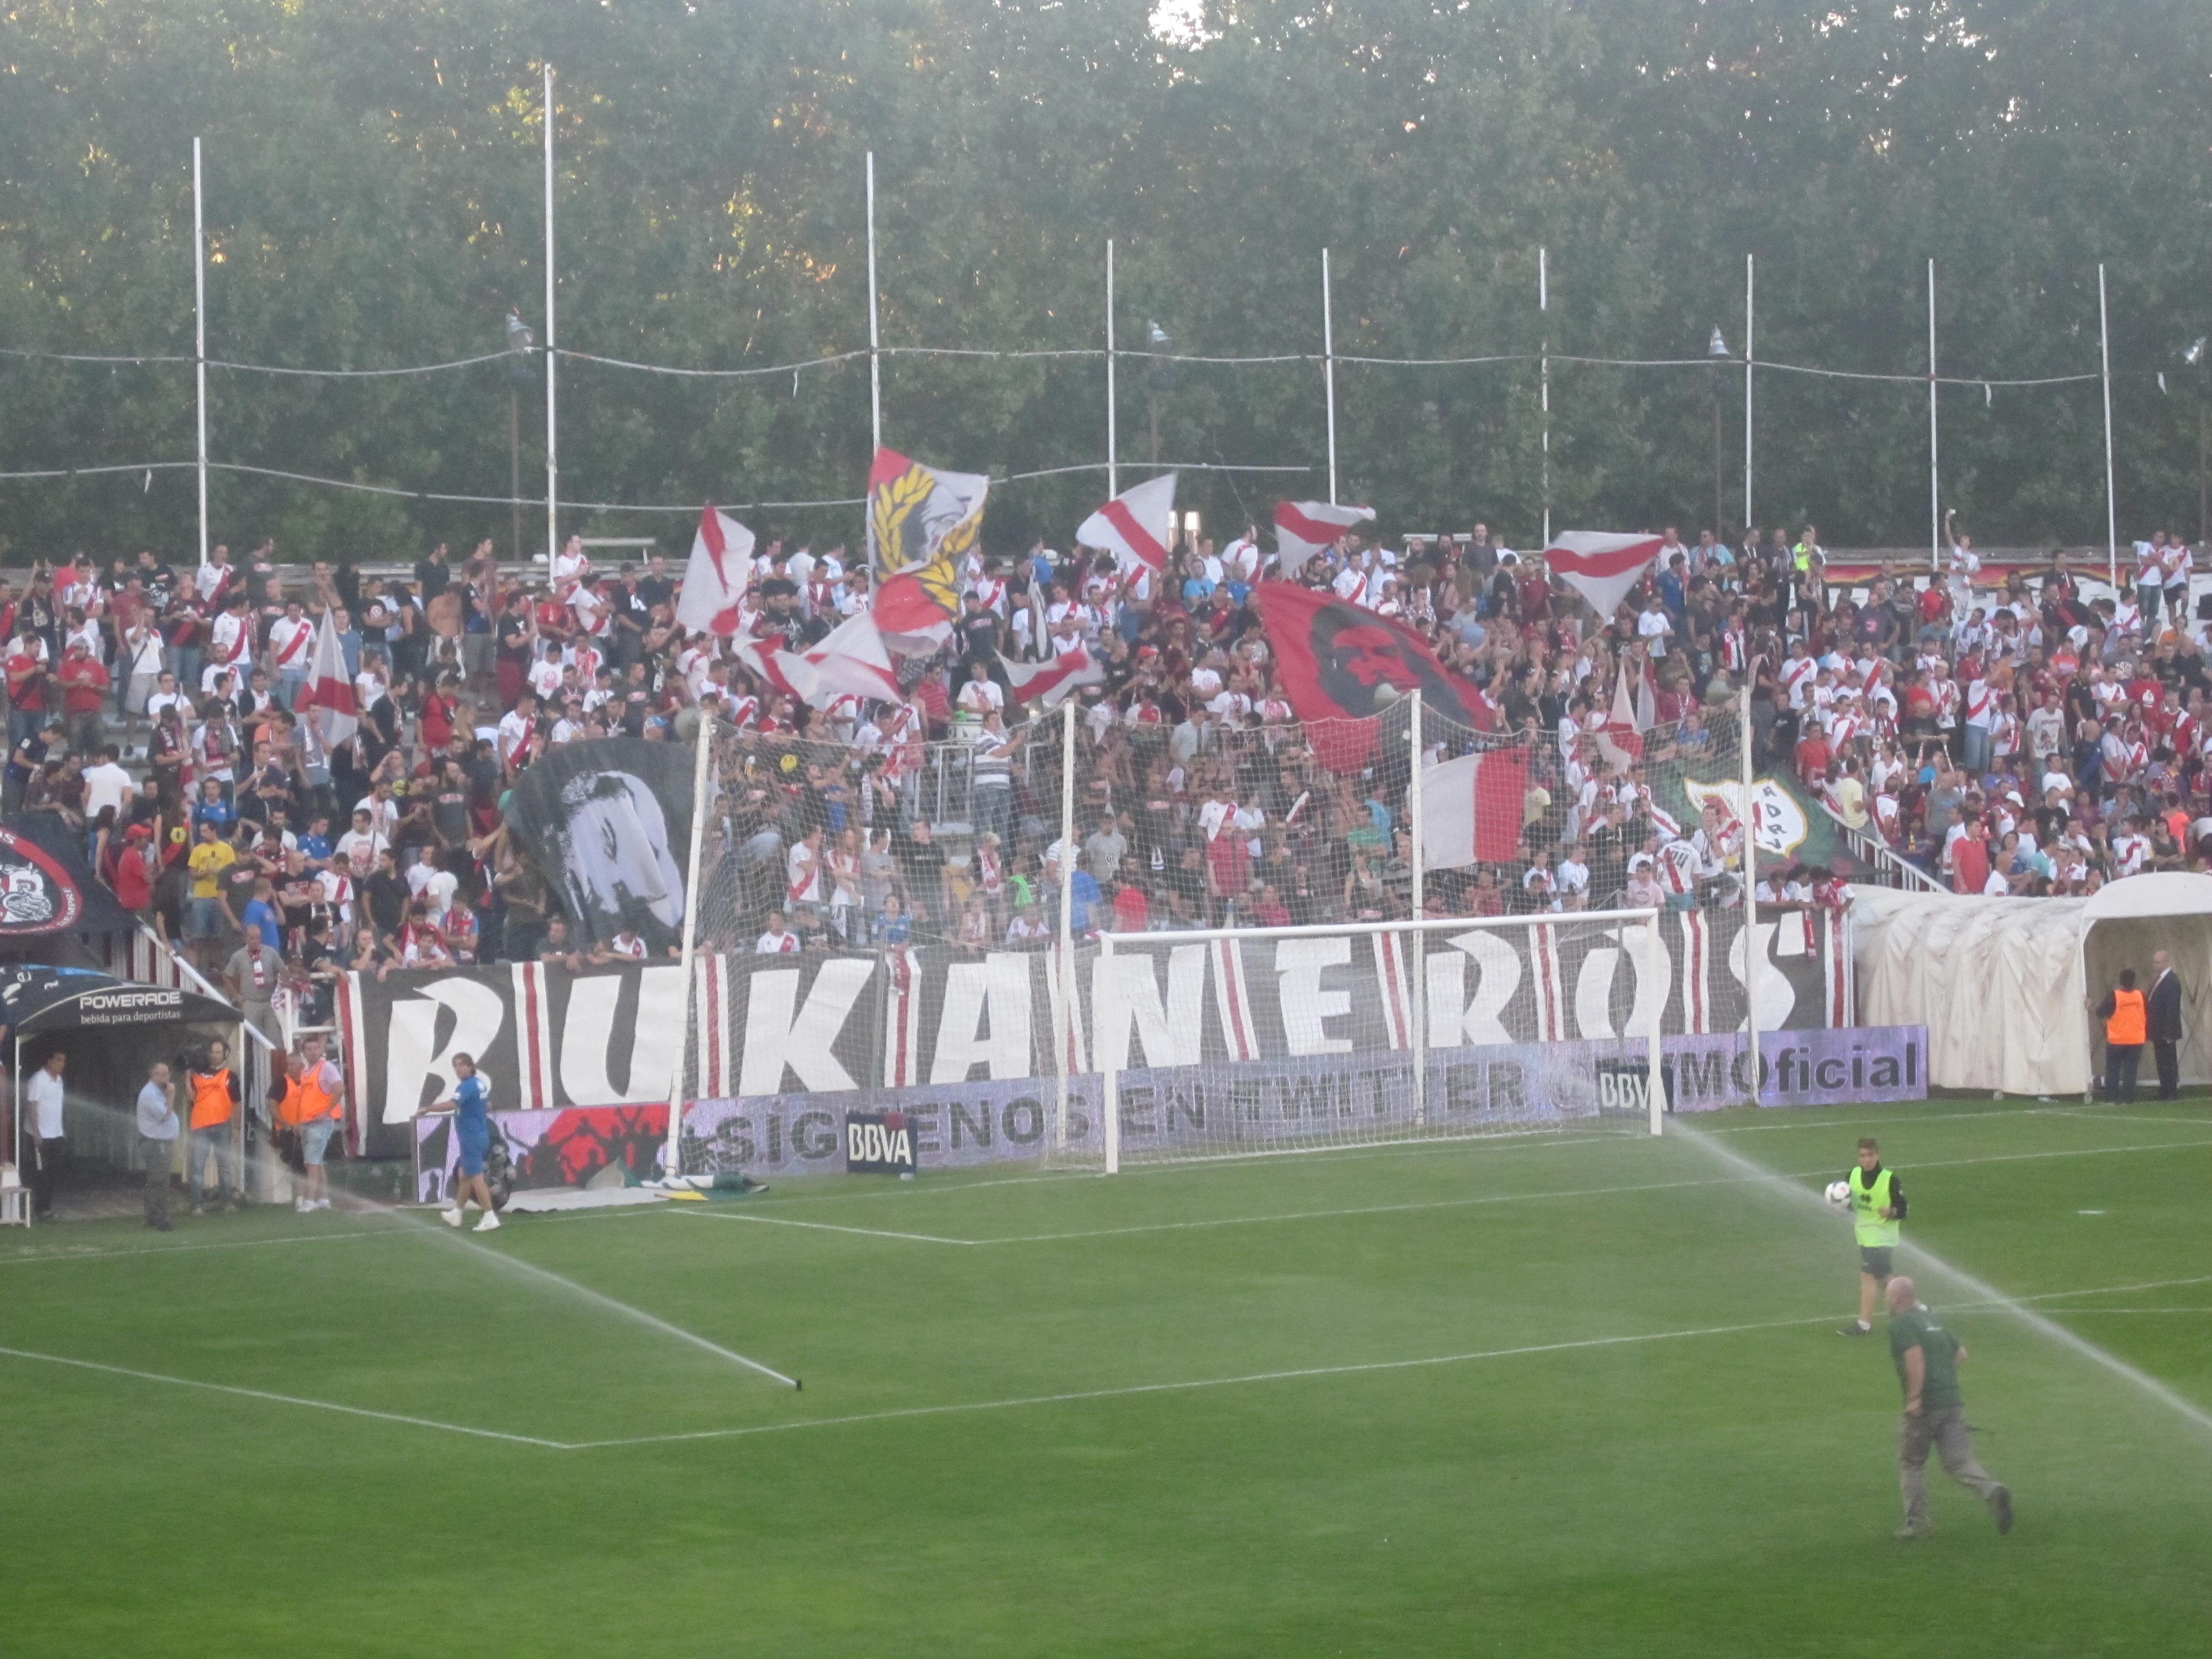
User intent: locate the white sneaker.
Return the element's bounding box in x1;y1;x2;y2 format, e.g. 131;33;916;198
440;1207;463;1228
294;1197;309;1213
314;1198;333;1212
473;1211;502;1233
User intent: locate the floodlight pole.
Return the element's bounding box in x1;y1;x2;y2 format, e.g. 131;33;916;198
543;64;559;565
192;137;209;568
662;708;714;1182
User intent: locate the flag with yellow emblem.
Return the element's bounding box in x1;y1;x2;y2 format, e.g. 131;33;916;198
865;447;989;651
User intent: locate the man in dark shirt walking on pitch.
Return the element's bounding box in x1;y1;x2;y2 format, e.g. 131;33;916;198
1886;1275;2012;1540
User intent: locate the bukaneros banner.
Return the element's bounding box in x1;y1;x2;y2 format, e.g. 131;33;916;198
349;909;1850;1161
500;737;696;948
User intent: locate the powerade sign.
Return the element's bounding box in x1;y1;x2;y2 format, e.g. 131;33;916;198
844;1110;918;1175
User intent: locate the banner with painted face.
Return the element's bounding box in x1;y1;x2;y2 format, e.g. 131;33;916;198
500;738;695;948
348;909;1851;1162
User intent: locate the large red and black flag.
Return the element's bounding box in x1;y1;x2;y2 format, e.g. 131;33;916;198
1250;582;1497;771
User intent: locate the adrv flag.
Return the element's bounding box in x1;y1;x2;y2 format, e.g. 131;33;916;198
1076;473;1176;573
1593;665;1645;774
1272;500;1376;577
867;447;988;650
1000;646;1104;709
676;507;757;638
1542;531;1664;621
1417;747;1532;868
295;611;358;752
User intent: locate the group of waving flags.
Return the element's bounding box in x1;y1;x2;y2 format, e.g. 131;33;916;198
665;450;1667;777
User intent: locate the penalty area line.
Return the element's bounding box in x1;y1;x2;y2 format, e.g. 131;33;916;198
0;1345;568;1448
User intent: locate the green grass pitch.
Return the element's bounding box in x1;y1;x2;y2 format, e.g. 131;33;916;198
3;1098;2209;1657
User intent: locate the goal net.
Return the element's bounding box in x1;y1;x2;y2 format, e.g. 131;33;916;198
1076;910;1670;1171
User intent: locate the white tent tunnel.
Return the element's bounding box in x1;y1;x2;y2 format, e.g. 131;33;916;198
1850;873;2212;1098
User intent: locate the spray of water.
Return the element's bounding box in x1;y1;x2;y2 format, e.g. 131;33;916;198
335;1192;801;1390
1667;1118;2212;1438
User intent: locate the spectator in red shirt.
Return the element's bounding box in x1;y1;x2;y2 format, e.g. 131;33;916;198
1794;727;1832;787
55;639;112;758
1950;817;1991;895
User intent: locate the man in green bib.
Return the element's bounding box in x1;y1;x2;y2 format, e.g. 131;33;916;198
1886;1275;2013;1538
1840;1136;1905;1336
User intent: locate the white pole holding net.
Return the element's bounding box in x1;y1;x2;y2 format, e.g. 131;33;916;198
1099;929;1121;1176
192;137;208;568
1105;238;1118;498
2100;262;2118;592
1645;912;1666;1135
1053;697;1077;1152
1322;247;1338;504
1743;252;1754;533
1927;257;1939;572
1741;671;1760;1107
1407;690;1426;1123
867;151;882;453
543;64;559;565
662;709;714;1180
1540;246;1551;547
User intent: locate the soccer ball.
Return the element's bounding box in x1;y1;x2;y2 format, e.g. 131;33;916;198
1824;1181;1853;1207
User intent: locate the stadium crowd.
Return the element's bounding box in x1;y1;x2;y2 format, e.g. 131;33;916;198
0;508;2199;992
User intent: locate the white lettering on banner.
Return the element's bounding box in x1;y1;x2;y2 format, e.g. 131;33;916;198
1575;947;1620;1040
383;976;508;1124
1423;928;1522;1047
1276;936;1353;1055
1726;921;1797;1032
738;959;872;1097
560;965;687;1105
1097;947;1203;1066
930;953;1036;1084
1623;922;1672;1039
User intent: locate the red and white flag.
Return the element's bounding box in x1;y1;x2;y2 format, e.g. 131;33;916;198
784;612;903;708
1272;500;1376;577
1542;531;1663;621
1594;665;1646;774
676;506;757;637
1001;646;1104;709
1417;747;1531;869
294;611;358;753
1077;473;1176;574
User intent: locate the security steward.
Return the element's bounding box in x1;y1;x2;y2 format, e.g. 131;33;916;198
2095;968;2147;1103
185;1040;243;1213
1840;1135;1905;1337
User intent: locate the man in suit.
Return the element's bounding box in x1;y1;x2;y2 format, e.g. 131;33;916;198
2147;948;2186;1100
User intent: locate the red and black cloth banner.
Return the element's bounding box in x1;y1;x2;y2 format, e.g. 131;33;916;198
1250;582;1496;770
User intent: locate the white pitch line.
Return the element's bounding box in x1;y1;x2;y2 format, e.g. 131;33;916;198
0;1344;568;1447
1699;1107;2059;1135
558;1310;1859;1450
2048;1109;2212;1128
674;1209;977;1245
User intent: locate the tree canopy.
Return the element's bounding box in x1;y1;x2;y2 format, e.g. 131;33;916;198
1;0;2206;563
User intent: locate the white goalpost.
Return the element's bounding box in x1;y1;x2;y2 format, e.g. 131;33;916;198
1084;909;1668;1175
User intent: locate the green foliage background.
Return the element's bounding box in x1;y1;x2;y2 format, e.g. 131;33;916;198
0;1;2206;563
